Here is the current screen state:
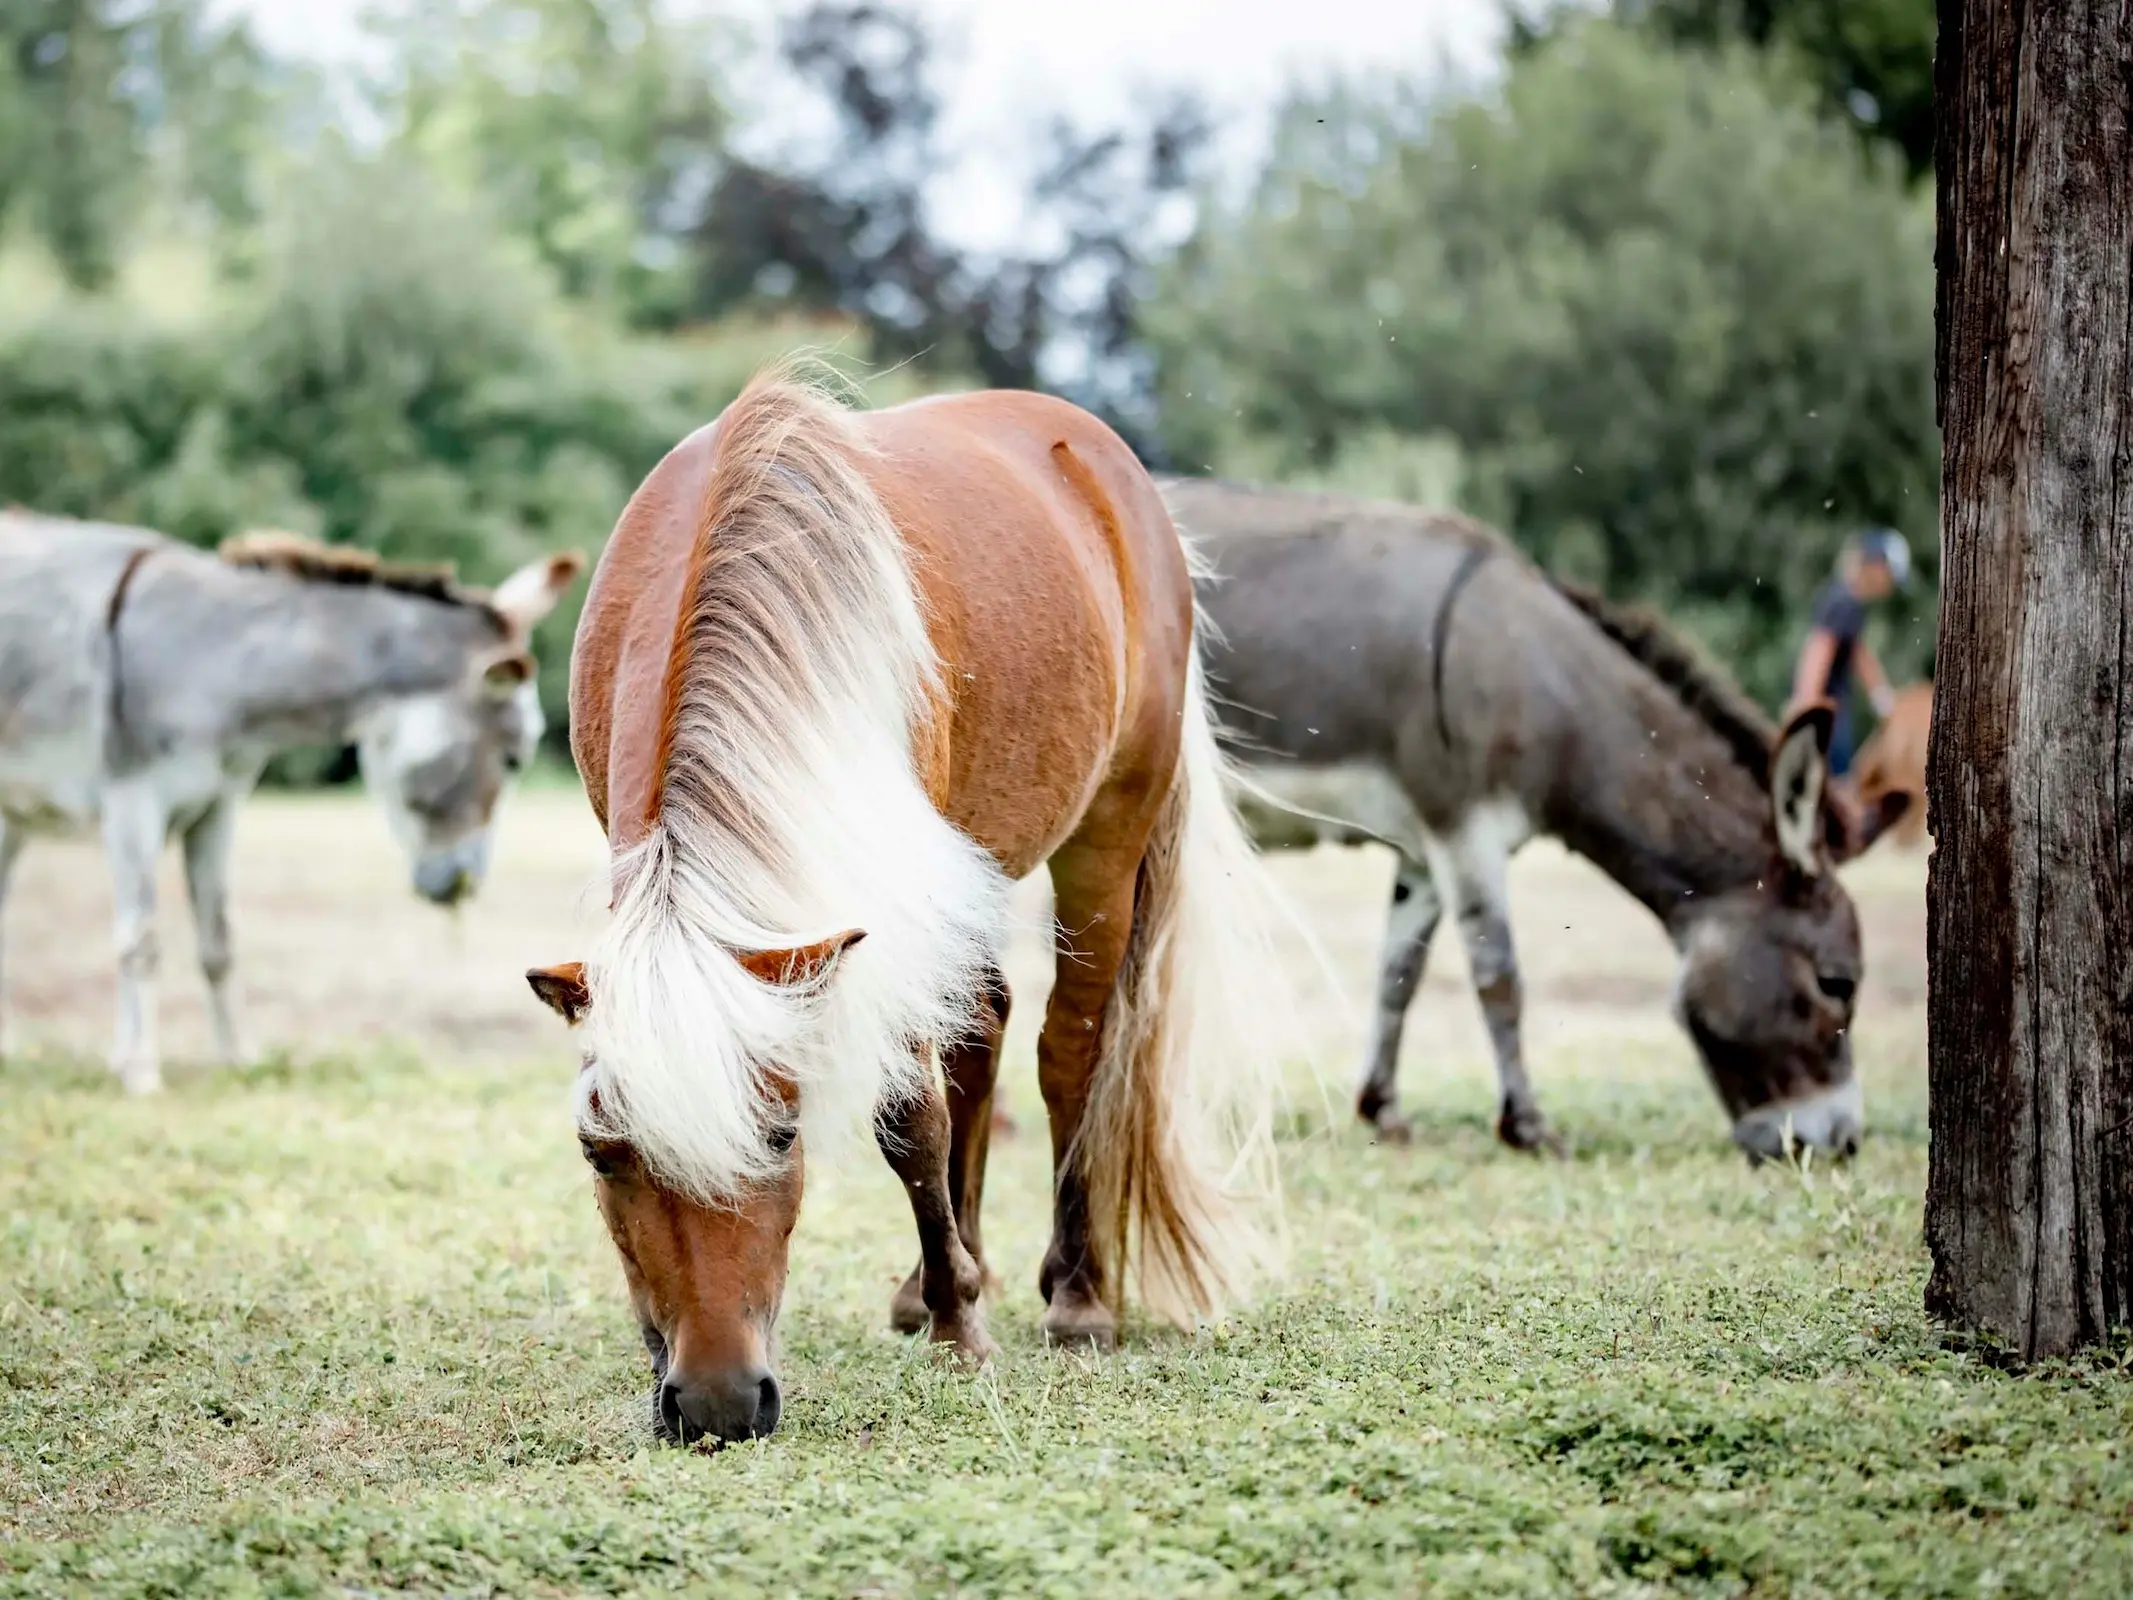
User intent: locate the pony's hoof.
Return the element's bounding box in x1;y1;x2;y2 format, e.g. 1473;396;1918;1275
114;1061;163;1096
930;1309;998;1366
1041;1295;1116;1353
1498;1105;1564;1157
889;1267;928;1336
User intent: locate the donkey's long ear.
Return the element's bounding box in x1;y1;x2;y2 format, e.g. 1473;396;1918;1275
737;929;866;986
493;551;587;634
527;961;591;1025
1770;705;1833;877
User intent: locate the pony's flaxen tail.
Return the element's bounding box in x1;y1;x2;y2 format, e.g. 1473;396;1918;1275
1074;617;1288;1326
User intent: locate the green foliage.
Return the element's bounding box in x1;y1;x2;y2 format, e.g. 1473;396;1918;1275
1607;0;1938;177
0;146;919;750
1148;22;1939;705
0;1;274;287
375;0;731;325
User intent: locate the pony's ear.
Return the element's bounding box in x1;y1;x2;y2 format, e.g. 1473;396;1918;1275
1770;705;1833;877
526;961;591;1025
492;551;587;633
737;929;866;986
1832;787;1914;862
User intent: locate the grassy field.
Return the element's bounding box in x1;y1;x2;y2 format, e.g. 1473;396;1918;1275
3;793;2128;1598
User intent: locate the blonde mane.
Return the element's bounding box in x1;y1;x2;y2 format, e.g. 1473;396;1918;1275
579;368;1009;1200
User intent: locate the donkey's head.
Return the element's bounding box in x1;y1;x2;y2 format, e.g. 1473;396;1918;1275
358;553;585;905
525;931;864;1446
1672;707;1910;1162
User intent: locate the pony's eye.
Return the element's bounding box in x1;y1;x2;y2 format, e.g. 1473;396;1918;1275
580;1139;617;1177
765;1120;798;1157
1815;972;1857;1006
504;749;525;774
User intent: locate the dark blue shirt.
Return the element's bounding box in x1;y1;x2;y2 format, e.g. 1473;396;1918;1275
1808;580;1869;707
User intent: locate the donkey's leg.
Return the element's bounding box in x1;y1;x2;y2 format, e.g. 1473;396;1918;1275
0;819;23;1058
1356;854;1443;1143
102;780;167;1095
875;1065;995;1363
1430;828;1558;1155
892;967;1008;1335
182;791;249;1066
1035;843;1141;1352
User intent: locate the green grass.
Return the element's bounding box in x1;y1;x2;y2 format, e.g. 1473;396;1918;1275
3;1035;2128;1599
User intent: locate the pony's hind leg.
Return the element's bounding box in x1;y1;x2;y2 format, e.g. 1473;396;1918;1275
891;967;1008;1335
1035;842;1141;1351
182;790;249;1065
1356;855;1442;1143
875;1064;996;1363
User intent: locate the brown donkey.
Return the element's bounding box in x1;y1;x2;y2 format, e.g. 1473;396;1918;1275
527;371;1281;1444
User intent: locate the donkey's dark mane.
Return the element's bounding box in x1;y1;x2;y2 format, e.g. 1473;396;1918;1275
1549;579;1777;785
217;531;496;616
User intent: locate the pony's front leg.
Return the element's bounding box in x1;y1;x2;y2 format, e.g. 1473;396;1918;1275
891;968;1008;1335
101;781;167;1094
181;791;250;1065
875;1064;995;1363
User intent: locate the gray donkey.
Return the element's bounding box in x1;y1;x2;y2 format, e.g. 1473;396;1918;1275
1166;480;1909;1161
0;514;584;1091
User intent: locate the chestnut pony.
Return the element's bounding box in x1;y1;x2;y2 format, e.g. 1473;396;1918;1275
528;370;1281;1444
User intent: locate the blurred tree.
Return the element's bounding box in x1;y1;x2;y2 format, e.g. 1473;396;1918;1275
0;1;272;287
1148;21;1938;704
0;143;936;749
374;0;730;323
1514;0;1937;177
688;2;1209;446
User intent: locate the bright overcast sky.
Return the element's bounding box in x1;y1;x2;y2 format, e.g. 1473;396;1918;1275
218;0;1510;243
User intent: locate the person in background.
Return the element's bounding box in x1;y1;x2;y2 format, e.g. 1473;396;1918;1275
1788;528;1911;778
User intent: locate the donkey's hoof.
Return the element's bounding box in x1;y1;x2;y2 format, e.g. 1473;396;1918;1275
1497;1105;1564;1157
1041;1293;1116;1353
889;1266;928;1336
1364;1105;1414;1145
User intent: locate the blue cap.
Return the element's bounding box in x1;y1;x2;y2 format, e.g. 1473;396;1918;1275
1856;527;1912;589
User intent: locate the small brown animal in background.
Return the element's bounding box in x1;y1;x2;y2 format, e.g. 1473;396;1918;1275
1852;683;1932;850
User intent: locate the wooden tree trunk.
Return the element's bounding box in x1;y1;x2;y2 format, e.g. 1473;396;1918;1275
1927;0;2133;1358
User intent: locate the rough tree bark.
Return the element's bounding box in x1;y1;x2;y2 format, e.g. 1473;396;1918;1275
1927;0;2133;1359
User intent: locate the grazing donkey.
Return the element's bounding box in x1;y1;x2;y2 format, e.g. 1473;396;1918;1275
0;513;584;1091
1167;480;1908;1161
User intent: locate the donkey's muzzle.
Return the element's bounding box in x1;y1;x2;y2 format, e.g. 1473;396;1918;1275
412;833;491;906
1731;1077;1865;1163
659;1368;782;1445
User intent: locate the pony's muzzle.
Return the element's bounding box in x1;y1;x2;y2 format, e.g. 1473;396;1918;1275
1731;1077;1865;1164
658;1367;781;1445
